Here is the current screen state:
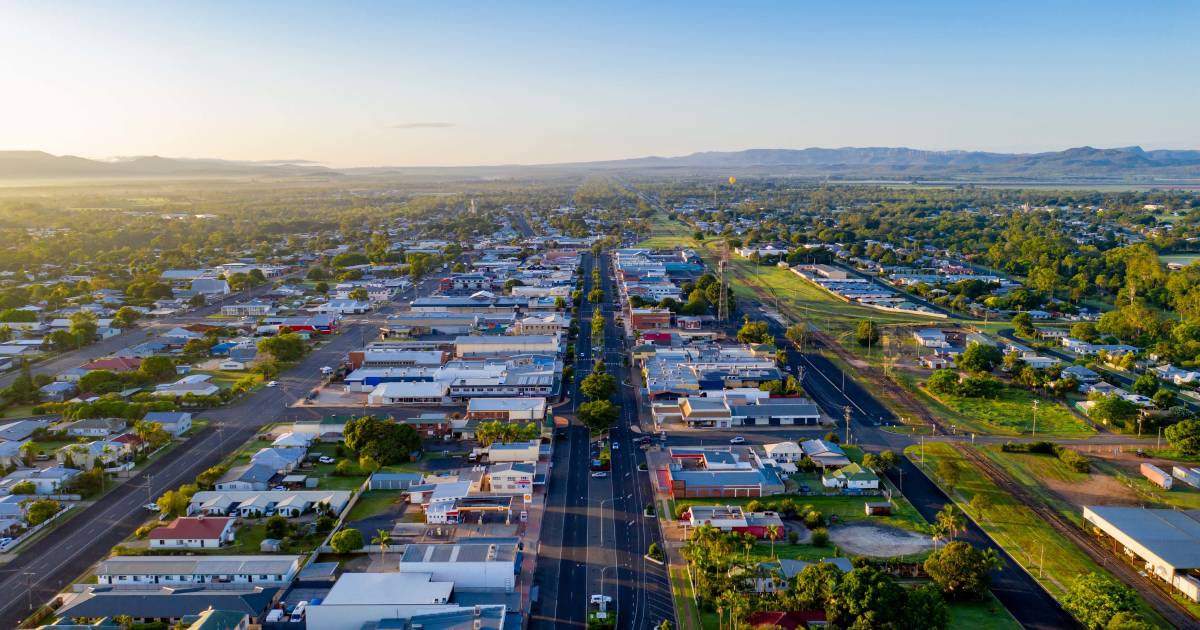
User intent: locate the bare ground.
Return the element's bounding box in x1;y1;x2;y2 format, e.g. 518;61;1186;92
1041;471;1140;508
828;523;931;557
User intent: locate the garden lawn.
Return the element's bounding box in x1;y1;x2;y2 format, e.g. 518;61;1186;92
345;490;404;522
673;492;929;535
948;593;1022;630
919;384;1094;438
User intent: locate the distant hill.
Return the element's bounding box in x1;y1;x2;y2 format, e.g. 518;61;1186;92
566;146;1200;181
7;146;1200;183
0;151;336;180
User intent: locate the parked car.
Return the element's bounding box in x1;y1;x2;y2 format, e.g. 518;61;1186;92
143;503;160;512
34;453;50;461
611;442;619;450
266;381;279;387
318;456;335;464
591;471;608;479
729;436;746;444
590;594;613;606
319;366;334;375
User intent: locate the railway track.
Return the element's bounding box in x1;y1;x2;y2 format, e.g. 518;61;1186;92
956;444;1196;629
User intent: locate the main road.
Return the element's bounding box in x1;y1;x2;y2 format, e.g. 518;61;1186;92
0;272;445;628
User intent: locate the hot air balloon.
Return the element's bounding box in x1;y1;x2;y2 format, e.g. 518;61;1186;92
728;176;737;185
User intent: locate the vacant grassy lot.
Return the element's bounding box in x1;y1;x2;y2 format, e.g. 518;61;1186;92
1094;459;1200;510
918;383;1094;438
635;212;695;249
907;442;1101;599
344;490;405;522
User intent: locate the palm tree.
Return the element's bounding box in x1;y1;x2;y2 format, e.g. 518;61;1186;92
372;529;391;564
765;524;781;559
935;504;965;543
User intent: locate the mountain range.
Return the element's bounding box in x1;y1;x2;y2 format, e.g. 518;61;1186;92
5;146;1200;182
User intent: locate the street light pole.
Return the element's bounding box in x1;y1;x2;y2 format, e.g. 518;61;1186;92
1031;400;1039;437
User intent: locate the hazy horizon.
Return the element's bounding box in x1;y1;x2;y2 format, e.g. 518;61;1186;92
3;1;1198;167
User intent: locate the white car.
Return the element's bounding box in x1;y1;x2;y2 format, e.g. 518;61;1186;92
318;456;335;464
729;436;746;444
143;503;160;512
266;381;279;387
590;594;613;606
591;471;609;478
611;442;619;450
319;366;334;375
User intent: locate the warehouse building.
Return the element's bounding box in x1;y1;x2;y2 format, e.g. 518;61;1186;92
1083;506;1200;601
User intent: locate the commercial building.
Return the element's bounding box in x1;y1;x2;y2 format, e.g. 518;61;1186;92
398;542;519;590
95;555;301;586
1083;506;1200;602
466;397;548;421
663;446;786;498
454;335;560;357
304;572;478;630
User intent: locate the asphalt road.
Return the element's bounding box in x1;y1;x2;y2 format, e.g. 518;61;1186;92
0;273;445;627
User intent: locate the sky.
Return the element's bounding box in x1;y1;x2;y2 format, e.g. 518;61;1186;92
2;1;1199;167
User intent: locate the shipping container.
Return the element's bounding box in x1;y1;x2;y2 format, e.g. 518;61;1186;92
1141;463;1173;489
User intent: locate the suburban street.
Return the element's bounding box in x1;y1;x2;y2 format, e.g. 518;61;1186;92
0;273;445;628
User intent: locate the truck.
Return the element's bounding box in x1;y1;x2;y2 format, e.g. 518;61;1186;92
1141;463;1173;490
1173;466;1200;489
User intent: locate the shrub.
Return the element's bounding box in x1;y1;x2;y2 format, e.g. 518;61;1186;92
804;510;824;528
330;528;364;553
787;530;800;544
810;528;829;547
648;542;665;561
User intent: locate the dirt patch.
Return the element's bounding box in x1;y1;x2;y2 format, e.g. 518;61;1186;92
1041;471;1140;508
828;523;931;557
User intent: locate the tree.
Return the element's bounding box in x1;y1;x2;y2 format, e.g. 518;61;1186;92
1165;419;1200;455
23;498;61;525
1152;388;1176;409
257;333;307;362
957;343;1003;374
139;355;177;382
9;480;36;495
1088;393;1139;428
826;565;912;630
969;493;993;518
18;441;39;466
855;320;880;347
113;306;141;328
196;465;228;489
904;583;951;630
373;528;392;563
934;504;966;543
1131;373;1158;397
1012;312;1036;337
68;311;98;347
330;528;365;553
923;541;1002;600
578;399;618;431
737;318;772;345
877;450;899;472
265;515;291;539
580;371;616;401
927;369;961;395
1062;572;1140;630
785;323;809;349
156;488;193;517
1104;612;1155;630
343;416;422;465
1071;322;1100;343
937;458;963;488
765;523;782;559
348;287;369;301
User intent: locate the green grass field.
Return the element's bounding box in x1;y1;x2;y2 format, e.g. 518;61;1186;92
344;490;404;522
907;442;1167;629
635;212;696;249
915;381;1094;438
948;594;1023;630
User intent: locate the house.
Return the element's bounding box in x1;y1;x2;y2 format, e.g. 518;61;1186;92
95;555;300;586
149;516;235;549
396;412;452;437
57;441;125;469
191;278;231;295
218;359;247;371
913;329;948;348
143;411;192;436
1062;365;1101;384
801;439;851;468
484;462;536;494
220;300;275;317
215;463;277;491
56;367;90;383
39;381;76;402
270;432;312;449
920;354;953;370
465;397;548;422
315;299;370;315
821;463;881;492
81;356;143;373
249;447;306;474
0;466;80;495
762;441;804;464
0;417;52;442
0;441;25;468
368;472;425;490
152;380;220;398
188;490;351;518
65;417;126;438
398;542;519;589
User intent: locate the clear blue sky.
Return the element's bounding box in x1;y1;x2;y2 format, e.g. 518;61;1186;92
2;1;1197;166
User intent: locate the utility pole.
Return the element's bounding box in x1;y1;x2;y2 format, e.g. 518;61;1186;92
843;405;851;444
1031;400;1039;437
23;572;35;611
